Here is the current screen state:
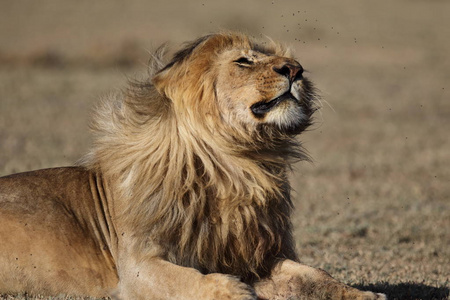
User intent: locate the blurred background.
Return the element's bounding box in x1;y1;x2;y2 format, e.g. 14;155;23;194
0;0;449;299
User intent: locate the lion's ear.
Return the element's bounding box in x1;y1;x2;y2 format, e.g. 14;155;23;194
151;70;169;96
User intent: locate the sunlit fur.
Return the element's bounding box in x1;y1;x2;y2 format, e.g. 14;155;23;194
82;32;317;281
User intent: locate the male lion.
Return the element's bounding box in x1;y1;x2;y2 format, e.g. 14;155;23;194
0;32;386;300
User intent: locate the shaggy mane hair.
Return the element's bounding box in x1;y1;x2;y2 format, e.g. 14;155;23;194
81;32;317;282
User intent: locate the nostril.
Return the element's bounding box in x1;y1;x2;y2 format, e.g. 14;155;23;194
294;66;304;80
273;65;291;78
273;64;303;81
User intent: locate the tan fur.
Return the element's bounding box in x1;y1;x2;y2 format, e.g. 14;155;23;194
0;32;385;299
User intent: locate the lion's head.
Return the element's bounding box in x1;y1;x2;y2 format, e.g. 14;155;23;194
151;32;316;142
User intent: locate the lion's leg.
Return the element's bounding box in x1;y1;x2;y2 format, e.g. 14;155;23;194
114;257;256;300
254;260;386;300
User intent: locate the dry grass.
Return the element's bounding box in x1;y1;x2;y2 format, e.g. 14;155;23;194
1;1;449;299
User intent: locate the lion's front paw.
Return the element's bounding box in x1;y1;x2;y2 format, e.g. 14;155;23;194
375;293;387;300
201;273;257;300
351;291;387;300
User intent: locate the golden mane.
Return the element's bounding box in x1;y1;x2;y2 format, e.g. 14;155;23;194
81;32;315;281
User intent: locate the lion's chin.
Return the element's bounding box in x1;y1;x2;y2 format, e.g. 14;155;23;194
254;97;310;135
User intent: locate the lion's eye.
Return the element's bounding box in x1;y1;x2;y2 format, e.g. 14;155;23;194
234;57;254;66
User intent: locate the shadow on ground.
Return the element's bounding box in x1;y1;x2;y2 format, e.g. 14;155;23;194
354;282;449;300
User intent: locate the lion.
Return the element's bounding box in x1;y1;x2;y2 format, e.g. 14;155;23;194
0;32;386;300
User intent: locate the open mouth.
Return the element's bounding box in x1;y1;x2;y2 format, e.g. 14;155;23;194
250;92;297;118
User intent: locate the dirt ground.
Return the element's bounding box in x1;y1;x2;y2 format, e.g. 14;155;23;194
0;1;449;299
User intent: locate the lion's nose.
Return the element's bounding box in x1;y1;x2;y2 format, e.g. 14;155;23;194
273;63;303;82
